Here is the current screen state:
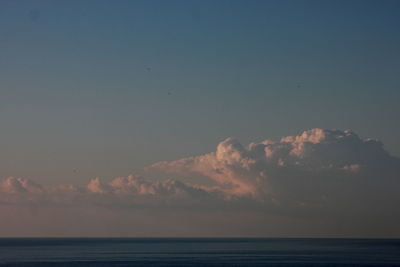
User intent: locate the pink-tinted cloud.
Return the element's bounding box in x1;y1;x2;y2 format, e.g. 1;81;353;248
1;129;399;216
149;128;400;213
1;128;400;237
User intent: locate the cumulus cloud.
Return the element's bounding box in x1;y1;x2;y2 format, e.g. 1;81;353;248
0;177;43;194
1;128;399;237
0;175;227;209
149;128;400;214
1;129;399;217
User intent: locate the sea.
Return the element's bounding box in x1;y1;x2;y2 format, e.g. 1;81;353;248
0;238;399;266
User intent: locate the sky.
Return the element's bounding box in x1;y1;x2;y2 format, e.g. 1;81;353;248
0;0;400;237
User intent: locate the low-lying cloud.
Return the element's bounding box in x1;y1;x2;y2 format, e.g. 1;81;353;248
1;128;399;236
149;128;400;214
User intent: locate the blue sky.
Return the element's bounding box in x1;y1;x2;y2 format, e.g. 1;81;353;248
1;0;400;185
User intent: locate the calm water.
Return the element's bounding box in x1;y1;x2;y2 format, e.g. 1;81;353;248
0;238;399;266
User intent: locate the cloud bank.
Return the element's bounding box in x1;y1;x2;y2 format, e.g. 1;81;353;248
1;129;399;237
1;128;399;212
149;128;400;214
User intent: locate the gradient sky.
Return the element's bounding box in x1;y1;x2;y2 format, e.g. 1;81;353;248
1;0;400;237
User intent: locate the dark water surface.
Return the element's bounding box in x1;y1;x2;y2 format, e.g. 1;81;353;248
0;238;399;266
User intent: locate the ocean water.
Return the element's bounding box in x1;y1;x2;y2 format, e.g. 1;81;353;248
0;238;399;266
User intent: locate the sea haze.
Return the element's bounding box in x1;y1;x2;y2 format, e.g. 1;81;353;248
0;238;399;266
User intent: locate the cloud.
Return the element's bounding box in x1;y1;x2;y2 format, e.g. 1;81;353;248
0;175;228;209
1;128;400;237
83;175;228;209
1;129;399;216
149;128;400;214
0;177;43;194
